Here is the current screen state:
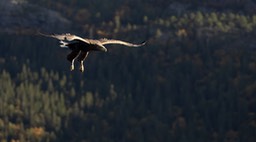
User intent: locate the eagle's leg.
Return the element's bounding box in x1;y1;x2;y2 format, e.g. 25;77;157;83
77;51;89;72
67;50;80;71
71;59;75;71
79;61;84;72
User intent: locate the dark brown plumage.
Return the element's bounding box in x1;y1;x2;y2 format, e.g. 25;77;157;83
39;32;145;72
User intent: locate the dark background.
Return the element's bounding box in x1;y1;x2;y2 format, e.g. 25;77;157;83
0;0;256;141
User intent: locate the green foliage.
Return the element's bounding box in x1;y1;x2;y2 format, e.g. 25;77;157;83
1;34;256;141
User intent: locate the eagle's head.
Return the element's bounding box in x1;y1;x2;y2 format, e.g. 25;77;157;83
95;44;107;52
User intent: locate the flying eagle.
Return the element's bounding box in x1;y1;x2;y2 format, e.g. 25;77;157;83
39;32;145;72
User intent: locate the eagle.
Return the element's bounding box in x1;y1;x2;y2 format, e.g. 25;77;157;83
39;32;145;72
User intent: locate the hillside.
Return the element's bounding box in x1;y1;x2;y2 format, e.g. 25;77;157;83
0;0;256;141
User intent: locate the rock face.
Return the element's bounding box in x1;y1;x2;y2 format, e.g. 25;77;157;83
0;0;71;34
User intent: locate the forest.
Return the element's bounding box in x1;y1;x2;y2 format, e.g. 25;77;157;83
0;0;256;141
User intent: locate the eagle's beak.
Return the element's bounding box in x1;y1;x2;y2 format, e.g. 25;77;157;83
102;47;107;52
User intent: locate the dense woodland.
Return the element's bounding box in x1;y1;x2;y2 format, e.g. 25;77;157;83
0;0;256;141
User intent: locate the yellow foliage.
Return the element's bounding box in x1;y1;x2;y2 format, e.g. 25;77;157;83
8;123;21;131
29;127;45;138
176;29;187;37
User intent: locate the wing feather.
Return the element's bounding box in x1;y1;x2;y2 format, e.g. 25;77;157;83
99;39;146;47
38;32;90;44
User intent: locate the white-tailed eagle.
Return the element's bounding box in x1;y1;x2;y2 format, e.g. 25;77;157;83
39;32;145;72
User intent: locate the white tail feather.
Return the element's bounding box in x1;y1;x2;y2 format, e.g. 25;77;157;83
60;41;68;48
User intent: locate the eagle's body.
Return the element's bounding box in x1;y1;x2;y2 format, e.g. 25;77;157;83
40;33;145;72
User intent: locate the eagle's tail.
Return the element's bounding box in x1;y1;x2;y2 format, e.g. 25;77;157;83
60;41;69;48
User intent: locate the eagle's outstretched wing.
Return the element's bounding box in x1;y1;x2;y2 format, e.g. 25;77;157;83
38;32;91;44
38;32;146;49
99;39;146;47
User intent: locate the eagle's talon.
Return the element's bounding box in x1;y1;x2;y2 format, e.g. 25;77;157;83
79;65;84;72
70;65;75;71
